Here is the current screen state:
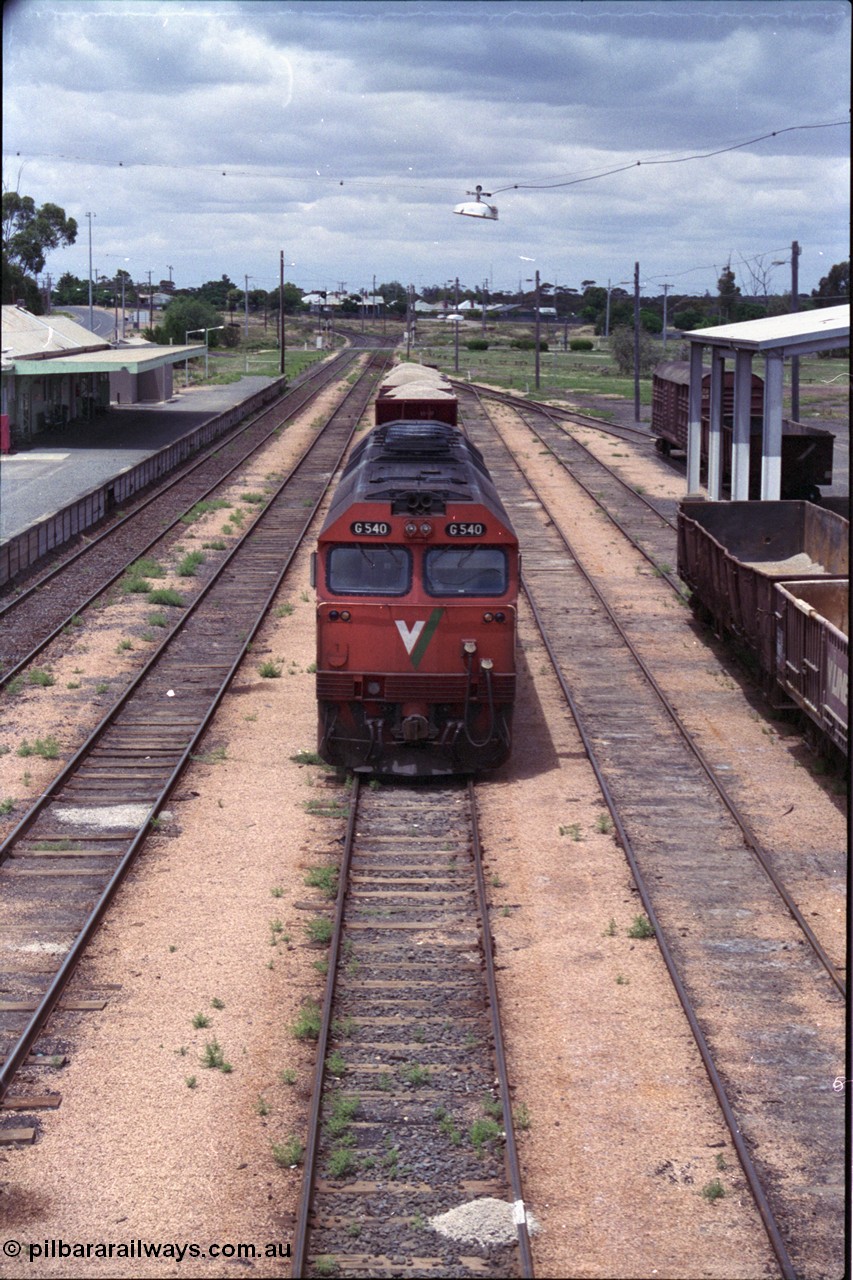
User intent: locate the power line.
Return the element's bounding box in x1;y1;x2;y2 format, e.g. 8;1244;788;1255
489;119;849;194
4;117;848;190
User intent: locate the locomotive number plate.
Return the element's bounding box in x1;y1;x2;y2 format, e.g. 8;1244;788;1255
351;521;391;536
445;522;486;537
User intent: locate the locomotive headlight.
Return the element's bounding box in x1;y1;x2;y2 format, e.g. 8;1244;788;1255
495;612;506;623
329;610;340;620
483;612;494;623
367;680;381;696
481;658;494;671
419;522;433;536
340;610;351;621
405;521;418;537
463;640;477;655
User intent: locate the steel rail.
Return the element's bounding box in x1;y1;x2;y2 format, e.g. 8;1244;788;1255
465;380;653;444
291;777;534;1279
520;577;798;1280
459;385;684;596
474;395;844;998
290;776;362;1280
0;353;362;687
0;356;388;1099
467;778;535;1277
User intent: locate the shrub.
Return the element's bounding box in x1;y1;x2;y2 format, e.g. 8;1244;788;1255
465;338;489;351
569;338;594;351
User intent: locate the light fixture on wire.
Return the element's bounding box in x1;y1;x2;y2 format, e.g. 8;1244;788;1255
453;185;498;220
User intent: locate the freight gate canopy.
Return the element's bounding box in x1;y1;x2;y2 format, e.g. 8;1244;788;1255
682;304;849;501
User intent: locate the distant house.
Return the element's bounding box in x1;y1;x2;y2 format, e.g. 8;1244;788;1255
1;305;204;449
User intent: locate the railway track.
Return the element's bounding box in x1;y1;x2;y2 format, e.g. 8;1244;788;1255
0;353;390;1124
462;386;683;592
0;350;368;687
462;394;844;1279
291;777;532;1279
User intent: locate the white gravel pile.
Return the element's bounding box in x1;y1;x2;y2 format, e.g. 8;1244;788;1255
429;1198;538;1246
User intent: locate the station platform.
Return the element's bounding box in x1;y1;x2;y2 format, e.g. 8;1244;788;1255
0;376;277;543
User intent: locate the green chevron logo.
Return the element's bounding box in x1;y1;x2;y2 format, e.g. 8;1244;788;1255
395;608;444;668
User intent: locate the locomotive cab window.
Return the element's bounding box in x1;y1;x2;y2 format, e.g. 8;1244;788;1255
327;544;412;595
424;546;508;596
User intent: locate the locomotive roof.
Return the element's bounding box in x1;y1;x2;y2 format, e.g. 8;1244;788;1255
321;419;515;532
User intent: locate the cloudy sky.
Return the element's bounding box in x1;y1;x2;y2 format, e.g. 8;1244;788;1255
3;0;850;302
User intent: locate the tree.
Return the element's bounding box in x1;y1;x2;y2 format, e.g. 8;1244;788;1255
609;326;658;377
2;193;77;275
378;281;408;315
716;262;741;323
811;260;849;306
54;272;88;304
194;275;237;308
156;296;224;346
672;307;711;331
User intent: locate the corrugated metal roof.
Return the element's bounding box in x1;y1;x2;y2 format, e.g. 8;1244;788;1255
2;304;111;360
10;345;206;375
685;304;849;353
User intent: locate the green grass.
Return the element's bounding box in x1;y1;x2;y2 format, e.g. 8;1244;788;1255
306;916;333;945
147;588;185;607
470;1116;502;1152
27;668;56;687
17;736;60;759
627;914;655;939
177;550;206;576
292;1000;322;1041
272;1137;304;1167
304;865;338;899
258;659;283;678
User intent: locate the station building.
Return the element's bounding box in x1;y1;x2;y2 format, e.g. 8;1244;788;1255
1;305;205;451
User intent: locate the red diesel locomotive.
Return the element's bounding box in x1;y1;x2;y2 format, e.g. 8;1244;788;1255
313;416;518;775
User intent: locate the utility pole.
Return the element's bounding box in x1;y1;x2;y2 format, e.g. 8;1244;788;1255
661;282;671;353
454;277;460;374
279;251;285;377
633;262;641;424
791;240;801;421
86;211;95;331
147;270;153;331
244;274;251;340
534;269;541;391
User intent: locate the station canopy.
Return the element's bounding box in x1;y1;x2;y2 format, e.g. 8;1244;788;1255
681;304;849;501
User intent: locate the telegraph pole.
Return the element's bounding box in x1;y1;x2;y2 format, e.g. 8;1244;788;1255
534;270;541;391
633;262;641;424
791;240;801;421
661;282;671;353
279;251;285;377
86;211;95;331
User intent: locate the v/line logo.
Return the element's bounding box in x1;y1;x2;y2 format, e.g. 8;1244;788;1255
395;609;444;667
